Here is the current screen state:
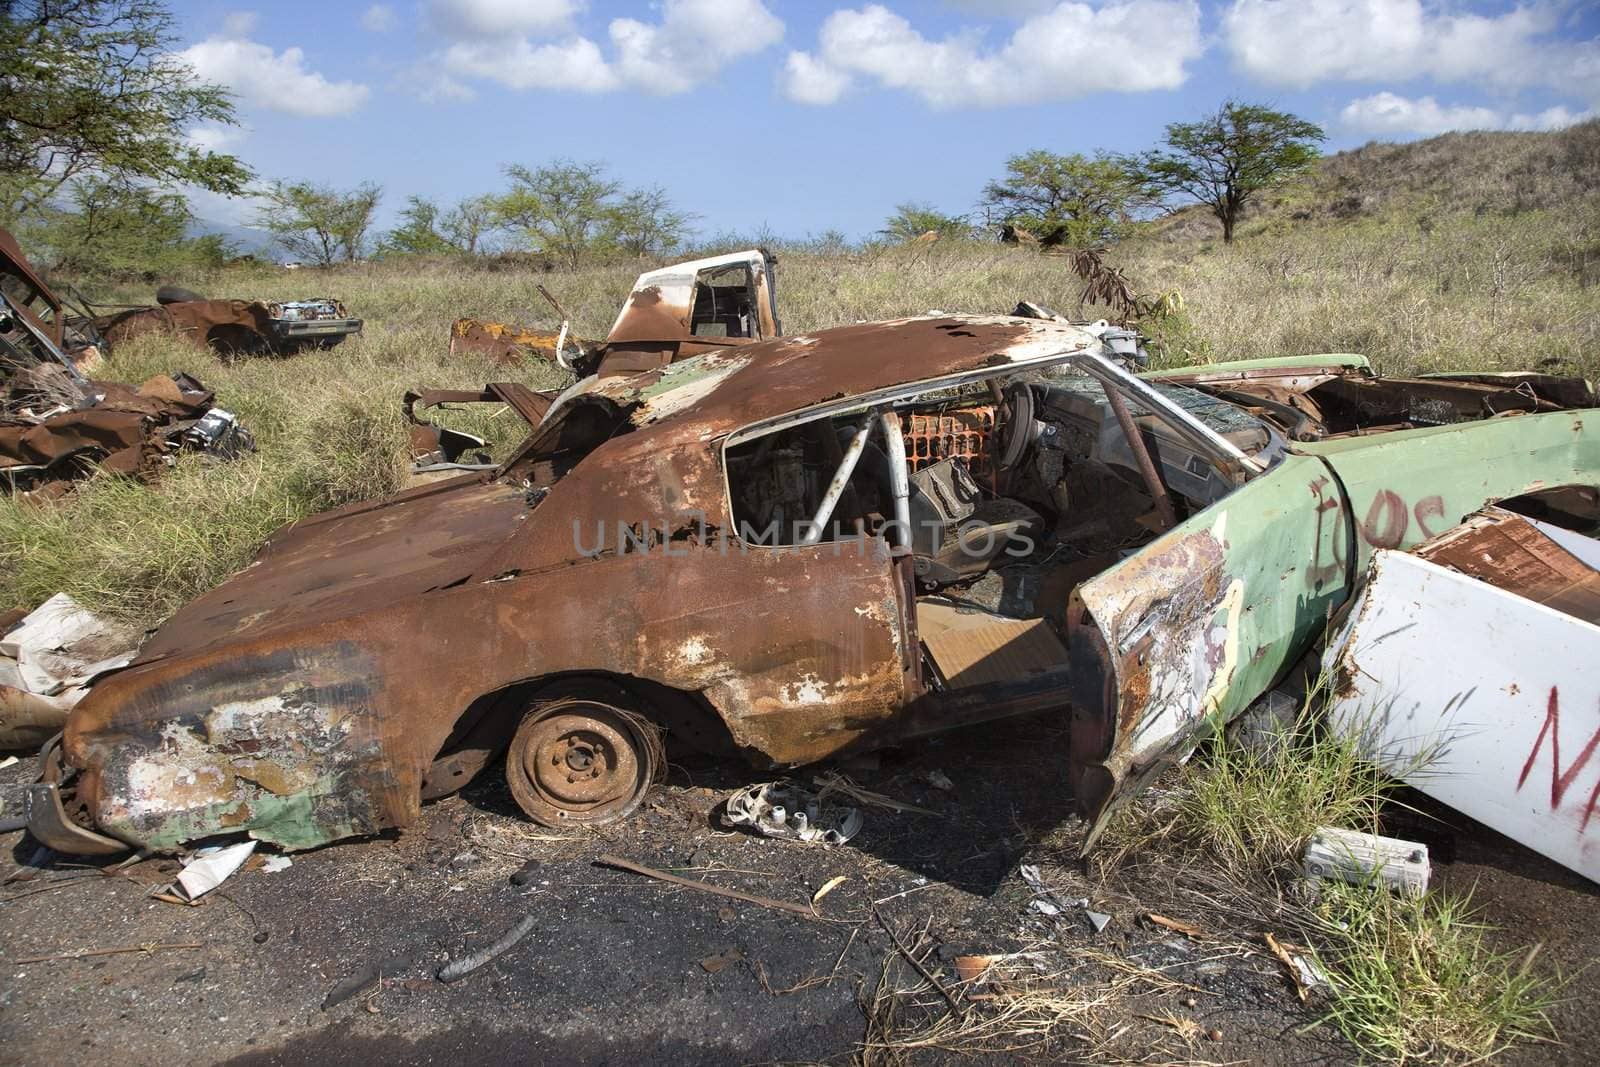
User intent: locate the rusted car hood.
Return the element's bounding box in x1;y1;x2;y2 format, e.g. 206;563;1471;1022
137;475;530;661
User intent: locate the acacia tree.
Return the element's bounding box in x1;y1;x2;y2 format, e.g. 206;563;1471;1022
0;0;251;223
602;186;693;258
494;160;620;270
380;194;498;256
256;181;382;266
1133;102;1325;243
878;202;973;242
979;151;1149;246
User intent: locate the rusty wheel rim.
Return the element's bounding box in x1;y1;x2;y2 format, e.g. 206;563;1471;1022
506;700;654;826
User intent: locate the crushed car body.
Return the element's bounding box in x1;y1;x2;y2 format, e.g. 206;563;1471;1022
27;311;1600;857
0;227;361;361
2;234;253;494
92;293;363;358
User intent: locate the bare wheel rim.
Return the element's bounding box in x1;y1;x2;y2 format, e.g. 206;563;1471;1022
506;699;656;826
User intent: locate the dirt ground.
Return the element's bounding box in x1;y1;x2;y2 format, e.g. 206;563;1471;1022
1;712;1595;1066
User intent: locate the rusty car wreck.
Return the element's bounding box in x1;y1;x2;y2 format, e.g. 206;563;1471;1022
25;302;1600;857
2;237;253;495
0;226;362;363
93;290;363;359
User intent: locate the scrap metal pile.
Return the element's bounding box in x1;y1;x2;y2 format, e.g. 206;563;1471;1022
4;243;1598;896
1;233;254;496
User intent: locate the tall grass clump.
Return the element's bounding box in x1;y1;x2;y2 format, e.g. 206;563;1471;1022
1167;714;1398;877
1310;883;1557;1064
1097;688;1561;1065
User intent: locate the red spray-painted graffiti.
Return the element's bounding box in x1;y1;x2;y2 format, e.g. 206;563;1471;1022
1306;475;1347;590
1358;490;1449;549
1304;478;1450;588
1516;686;1600;832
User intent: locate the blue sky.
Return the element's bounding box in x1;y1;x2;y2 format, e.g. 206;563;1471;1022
169;1;1600;242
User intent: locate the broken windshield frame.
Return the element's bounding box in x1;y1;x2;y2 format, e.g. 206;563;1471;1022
718;348;1264;549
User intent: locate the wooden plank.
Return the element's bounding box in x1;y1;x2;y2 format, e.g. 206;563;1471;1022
919;608;1068;690
1416;508;1600;625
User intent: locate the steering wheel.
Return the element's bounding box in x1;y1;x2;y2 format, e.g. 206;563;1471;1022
996;380;1035;471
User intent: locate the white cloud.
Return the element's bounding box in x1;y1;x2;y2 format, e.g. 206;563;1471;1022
427;0;580;38
944;0;1059;12
781;1;1203;108
781;51;852;105
179;36;371;117
1339;92;1502;136
361;4;394;32
427;0;782;98
185;124;246;152
1223;0;1600;103
1340;91;1594;136
1507;104;1595;130
443;36;620;93
221;11;258;38
610;0;783;95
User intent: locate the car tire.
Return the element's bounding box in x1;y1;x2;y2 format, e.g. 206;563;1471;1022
156;285;205;305
505;697;661;827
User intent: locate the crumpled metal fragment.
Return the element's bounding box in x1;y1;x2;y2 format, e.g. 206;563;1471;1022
725;782;863;845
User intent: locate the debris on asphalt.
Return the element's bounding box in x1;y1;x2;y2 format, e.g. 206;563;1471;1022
1019;863;1111;933
1260;934;1324;1004
874;906;964;1015
1144;913;1205;940
814;771;936;815
811;875;848;907
1303;827;1431;895
595;853;820;921
699;946;744;974
261;855;292;873
924;769;956;792
509;857;542;886
14;941;203;965
0;593;140;750
173;840;256;902
953;954;1000;985
322;951;420;1010
437;914;537;984
726;782;863;846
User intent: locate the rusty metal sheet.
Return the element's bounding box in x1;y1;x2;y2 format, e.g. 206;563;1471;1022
1;373;229;491
448;318;591;367
94;300;273;351
1323;516;1600;884
1413;508;1600;625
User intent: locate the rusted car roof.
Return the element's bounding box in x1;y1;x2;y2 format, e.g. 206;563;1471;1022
553;315;1099;437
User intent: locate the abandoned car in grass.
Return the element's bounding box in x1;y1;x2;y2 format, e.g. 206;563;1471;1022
27;313;1600;856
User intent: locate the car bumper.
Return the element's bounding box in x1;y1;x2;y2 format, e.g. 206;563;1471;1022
268;318;363;345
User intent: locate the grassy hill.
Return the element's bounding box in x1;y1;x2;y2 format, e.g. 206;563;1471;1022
3;123;1598;624
1118;119;1600;376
